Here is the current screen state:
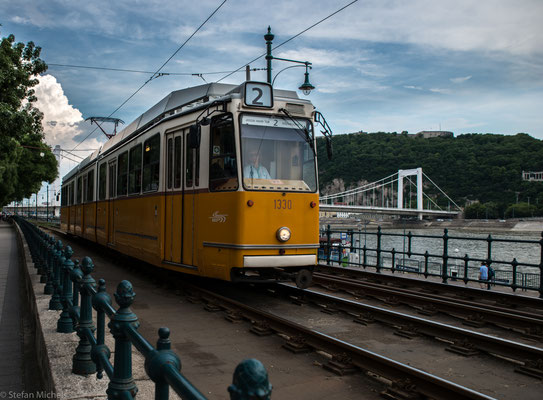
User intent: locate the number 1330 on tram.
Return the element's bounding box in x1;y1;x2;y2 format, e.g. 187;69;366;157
60;81;332;288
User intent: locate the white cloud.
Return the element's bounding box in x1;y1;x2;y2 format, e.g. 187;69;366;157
34;75;103;178
429;88;452;94
404;85;423;90
35;75;84;145
450;76;472;84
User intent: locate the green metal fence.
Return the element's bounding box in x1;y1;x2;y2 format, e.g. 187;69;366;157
319;225;543;298
14;217;272;400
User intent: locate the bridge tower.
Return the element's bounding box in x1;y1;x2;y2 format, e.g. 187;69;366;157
397;168;423;219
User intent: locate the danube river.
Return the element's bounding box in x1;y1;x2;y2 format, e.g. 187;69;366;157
325;225;542;277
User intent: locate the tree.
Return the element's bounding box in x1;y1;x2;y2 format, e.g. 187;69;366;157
316;131;543;212
0;31;58;206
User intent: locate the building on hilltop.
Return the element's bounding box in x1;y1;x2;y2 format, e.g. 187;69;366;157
415;131;454;138
522;171;543;182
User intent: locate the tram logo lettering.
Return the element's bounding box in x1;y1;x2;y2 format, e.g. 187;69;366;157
209;211;228;223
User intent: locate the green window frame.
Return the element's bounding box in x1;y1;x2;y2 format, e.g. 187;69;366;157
86;170;94;202
76;176;82;204
98;163;107;200
129;144;142;194
209;114;238;192
117;151;128;196
143;134;160;192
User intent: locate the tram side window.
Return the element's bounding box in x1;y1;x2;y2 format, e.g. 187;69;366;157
61;186;67;206
108;163;116;199
209;114;238;191
98;163;106;201
87;170;94;202
143;134;160;192
186;132;200;187
167;138;173;189
129;144;142;194
174;136;182;188
117;151;128;196
76;176;82;204
70;182;74;205
82;174;88;203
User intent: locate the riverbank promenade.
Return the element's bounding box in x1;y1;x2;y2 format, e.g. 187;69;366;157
0;220;24;392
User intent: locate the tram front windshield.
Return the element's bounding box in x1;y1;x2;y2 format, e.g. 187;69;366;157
240;114;317;192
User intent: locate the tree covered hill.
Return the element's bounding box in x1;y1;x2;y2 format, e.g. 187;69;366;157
316;132;543;215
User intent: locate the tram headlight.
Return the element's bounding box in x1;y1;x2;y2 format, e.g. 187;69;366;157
276;227;291;242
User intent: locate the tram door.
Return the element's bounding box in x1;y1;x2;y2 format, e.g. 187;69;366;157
107;161;116;245
164;131;184;263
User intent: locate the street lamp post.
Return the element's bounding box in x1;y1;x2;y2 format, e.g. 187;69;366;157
264;27;315;94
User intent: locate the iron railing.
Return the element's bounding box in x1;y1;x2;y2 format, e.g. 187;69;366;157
319;225;543;298
14;217;272;400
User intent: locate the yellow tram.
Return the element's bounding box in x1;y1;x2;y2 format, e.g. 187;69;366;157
60;81;332;288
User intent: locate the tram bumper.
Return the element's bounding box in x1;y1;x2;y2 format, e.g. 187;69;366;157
243;254;316;268
231;254;315;289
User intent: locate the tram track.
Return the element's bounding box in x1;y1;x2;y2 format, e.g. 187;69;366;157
187;285;496;400
267;283;543;379
316;264;543;314
312;272;543;340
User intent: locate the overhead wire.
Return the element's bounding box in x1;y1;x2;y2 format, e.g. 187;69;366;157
69;0;228;152
60;154;81;164
47;63;261;76
216;0;359;83
60;149;85;160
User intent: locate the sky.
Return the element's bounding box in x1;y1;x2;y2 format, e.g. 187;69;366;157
2;0;543;203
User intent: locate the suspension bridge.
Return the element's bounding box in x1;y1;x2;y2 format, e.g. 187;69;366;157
319;168;462;219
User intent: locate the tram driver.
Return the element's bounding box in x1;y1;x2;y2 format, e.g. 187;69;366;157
243;147;272;179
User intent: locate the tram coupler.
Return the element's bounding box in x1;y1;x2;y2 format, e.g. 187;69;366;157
274;267;313;289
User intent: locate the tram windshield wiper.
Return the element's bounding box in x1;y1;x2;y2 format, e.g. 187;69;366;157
278;108;315;153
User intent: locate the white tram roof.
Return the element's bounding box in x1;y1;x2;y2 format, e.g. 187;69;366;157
62;82;302;183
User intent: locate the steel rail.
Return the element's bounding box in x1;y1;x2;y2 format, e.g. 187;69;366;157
316;264;543;312
312;273;543;335
274;283;543;374
193;287;495;400
314;271;543;320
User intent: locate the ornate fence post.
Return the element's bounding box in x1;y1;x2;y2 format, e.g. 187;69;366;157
49;240;64;310
73;257;97;375
442;229;449;284
145;327;182;400
70;259;82;332
326;225;331;265
463;254;469;284
391;248;396;273
407;231;412;257
44;237;55;294
512;258;518;292
376;226;382;273
93;279;112;379
228;359;272;400
423;251;429;278
487;234;493;266
72;260;81;309
58;246;75;333
37;232;47;278
107;281;139;399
